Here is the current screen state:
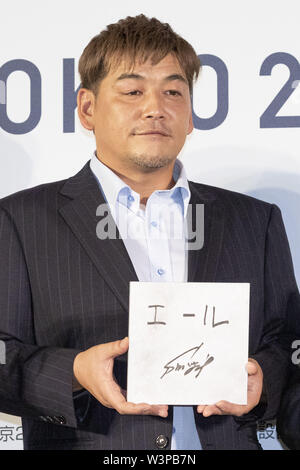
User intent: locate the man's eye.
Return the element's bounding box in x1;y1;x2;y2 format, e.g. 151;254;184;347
166;90;181;96
125;90;142;96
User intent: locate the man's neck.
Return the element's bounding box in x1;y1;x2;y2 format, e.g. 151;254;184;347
96;155;176;206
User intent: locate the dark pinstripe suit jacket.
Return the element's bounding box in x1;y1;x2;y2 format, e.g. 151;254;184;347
0;160;298;450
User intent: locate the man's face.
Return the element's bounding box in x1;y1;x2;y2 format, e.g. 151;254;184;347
80;53;193;172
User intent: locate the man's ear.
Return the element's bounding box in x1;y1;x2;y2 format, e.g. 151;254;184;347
77;88;96;131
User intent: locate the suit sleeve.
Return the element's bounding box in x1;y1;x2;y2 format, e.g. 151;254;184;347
0;205;82;428
250;204;300;421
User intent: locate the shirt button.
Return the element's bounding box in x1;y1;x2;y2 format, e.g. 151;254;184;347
157;268;165;276
128;195;134;202
151;221;157;227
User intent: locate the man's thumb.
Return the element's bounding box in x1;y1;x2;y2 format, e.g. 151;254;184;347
119;336;129;350
114;336;129;356
101;336;129;359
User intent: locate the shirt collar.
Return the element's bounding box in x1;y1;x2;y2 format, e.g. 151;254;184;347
90;151;191;217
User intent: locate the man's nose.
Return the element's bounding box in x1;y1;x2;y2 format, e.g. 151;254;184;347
141;91;165;119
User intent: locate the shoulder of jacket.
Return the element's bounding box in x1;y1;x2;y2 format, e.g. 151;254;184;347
189;180;274;210
0;178;67;214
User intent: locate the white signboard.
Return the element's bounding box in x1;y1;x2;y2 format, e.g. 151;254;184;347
127;282;249;405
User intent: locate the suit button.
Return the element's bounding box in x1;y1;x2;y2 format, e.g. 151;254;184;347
155;434;169;449
53;416;66;425
45;416;55;424
39;416;49;423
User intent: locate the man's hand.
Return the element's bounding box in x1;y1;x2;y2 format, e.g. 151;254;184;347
73;336;168;418
197;358;263;417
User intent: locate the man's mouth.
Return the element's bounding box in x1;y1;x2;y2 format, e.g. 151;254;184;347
134;131;170;137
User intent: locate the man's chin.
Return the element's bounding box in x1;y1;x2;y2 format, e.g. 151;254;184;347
128;154;176;170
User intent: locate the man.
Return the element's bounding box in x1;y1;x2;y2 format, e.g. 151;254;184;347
0;15;298;450
276;292;300;449
277;365;300;449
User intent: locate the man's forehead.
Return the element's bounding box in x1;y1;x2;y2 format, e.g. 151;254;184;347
108;53;187;80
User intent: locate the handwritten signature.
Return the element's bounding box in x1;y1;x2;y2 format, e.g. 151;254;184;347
160;343;214;379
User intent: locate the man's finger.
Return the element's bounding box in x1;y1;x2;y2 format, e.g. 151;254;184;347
215;400;248;416
197;401;249;417
197;405;206;413
202;405;223;417
246;360;258;375
116;401;168;417
102;381;168;417
100;336;129;360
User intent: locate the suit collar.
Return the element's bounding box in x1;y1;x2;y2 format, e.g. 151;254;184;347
90;153;191;218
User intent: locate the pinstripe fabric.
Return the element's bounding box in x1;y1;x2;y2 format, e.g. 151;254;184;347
277;364;300;449
0;160;298;450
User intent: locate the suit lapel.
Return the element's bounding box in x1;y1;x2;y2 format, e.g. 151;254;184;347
187;182;225;282
58;161;138;313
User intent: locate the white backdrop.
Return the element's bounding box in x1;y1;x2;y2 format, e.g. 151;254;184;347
0;0;299;450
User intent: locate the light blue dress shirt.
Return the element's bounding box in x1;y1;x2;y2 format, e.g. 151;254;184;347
90;151;202;450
